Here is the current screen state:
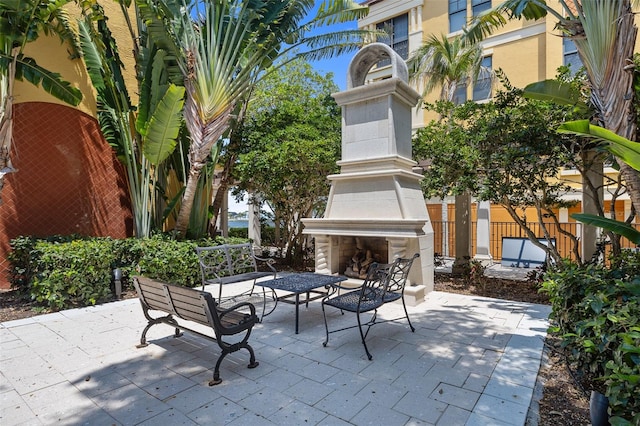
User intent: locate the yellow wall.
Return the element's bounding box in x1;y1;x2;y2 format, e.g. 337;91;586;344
13;1;138;118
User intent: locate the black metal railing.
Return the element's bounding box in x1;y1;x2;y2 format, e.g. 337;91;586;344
432;221;584;260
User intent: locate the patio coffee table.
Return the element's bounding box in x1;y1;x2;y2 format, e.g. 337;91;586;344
258;273;347;334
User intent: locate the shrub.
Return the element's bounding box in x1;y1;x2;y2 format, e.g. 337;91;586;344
261;226;276;245
229;227;248;239
8;235;82;294
30;238;116;309
541;260;640;423
133;236;201;287
7;234;250;310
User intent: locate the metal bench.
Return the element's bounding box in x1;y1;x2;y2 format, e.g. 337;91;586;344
321;254;419;360
196;243;277;318
133;276;259;385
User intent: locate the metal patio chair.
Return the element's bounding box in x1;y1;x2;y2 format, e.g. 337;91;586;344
321;253;419;360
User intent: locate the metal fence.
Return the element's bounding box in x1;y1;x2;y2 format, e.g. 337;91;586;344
432;221;583;261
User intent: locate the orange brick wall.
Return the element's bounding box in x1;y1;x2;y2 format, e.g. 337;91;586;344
0;102;133;289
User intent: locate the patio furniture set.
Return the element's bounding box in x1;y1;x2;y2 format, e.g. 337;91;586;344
133;242;419;385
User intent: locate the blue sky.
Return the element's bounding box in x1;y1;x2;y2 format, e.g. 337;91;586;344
307;3;360;91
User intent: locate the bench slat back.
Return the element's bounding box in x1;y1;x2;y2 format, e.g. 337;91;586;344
135;276;212;326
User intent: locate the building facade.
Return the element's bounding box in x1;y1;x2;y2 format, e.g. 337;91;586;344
0;3;137;288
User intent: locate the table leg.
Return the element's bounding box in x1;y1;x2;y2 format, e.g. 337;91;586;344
295;293;300;334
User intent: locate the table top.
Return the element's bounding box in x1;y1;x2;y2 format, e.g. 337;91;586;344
259;272;347;293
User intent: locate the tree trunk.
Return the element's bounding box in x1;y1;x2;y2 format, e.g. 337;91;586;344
209;151;238;235
593;0;638;210
0;51;18;203
452;191;472;276
175;161;205;238
174;87;233;239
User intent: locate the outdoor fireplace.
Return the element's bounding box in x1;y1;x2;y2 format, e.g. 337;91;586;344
302;43;434;302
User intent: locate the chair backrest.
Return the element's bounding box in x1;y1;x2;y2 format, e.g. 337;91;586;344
360;262;393;302
385;253;420;293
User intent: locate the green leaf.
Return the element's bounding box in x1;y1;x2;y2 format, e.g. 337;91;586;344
142;84;185;165
558;120;640;171
571;213;640;245
77;20;105;93
8;53;82;106
523;80;589;113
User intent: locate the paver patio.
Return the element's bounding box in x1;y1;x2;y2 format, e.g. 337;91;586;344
1;282;550;426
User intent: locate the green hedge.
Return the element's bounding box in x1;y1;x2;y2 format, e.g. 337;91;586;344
228;226;276;245
541;255;640;424
8;234;249;310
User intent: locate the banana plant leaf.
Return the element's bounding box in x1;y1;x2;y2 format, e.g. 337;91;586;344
523;80;589;113
142;83;185;165
5;53;81;106
558;120;640;171
571;213;640;245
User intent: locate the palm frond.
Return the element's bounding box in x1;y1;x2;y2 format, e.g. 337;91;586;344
463;0;557;46
407;34;482;102
311;0;368;27
523;79;589;112
77;20;105;93
558;120;640;171
569;0;620;87
38;0;81;58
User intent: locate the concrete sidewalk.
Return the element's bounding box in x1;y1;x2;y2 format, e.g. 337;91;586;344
1;288;550;425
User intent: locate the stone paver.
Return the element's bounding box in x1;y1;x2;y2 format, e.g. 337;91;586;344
1;283;550;426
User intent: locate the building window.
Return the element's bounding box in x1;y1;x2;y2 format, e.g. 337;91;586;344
453;83;467;105
376;14;409;67
449;0;467;33
563;38;582;73
473;56;492;101
472;0;491;16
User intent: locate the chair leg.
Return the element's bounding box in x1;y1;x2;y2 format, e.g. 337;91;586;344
322;303;330;347
357;312;373;361
401;297;415;332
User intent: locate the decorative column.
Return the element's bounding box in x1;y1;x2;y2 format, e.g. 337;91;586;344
248;193;261;248
314;235;331;274
474;200;493;265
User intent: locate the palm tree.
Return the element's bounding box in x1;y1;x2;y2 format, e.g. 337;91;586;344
407;33;484;105
464;0;640;215
407;34;486;273
0;0;82;201
154;0;369;239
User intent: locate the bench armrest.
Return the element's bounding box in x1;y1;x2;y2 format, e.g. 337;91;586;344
219;301;257;318
253;255;277;275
